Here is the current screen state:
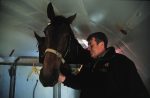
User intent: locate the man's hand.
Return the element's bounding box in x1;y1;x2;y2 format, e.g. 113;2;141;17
58;73;66;83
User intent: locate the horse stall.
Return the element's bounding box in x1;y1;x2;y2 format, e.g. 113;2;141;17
0;56;80;98
0;0;150;98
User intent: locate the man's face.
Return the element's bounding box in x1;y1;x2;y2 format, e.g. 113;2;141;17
87;37;105;59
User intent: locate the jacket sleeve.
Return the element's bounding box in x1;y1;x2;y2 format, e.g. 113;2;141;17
113;55;150;98
60;64;83;90
63;73;82;90
127;60;150;98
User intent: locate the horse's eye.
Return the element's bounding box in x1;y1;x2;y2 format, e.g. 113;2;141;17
40;55;45;58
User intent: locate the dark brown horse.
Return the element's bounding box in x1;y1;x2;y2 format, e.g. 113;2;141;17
34;3;91;87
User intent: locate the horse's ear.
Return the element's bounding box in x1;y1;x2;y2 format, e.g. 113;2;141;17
34;31;42;43
67;14;76;24
47;2;55;20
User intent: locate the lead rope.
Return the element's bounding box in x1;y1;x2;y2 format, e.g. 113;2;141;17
26;62;40;98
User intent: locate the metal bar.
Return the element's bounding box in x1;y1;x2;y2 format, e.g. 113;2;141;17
0;56;41;66
7;56;41;98
0;62;42;66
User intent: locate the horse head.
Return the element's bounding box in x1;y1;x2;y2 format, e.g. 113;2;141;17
38;2;76;86
34;2;91;87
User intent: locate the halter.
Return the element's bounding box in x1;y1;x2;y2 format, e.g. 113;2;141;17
45;35;71;64
45;48;65;63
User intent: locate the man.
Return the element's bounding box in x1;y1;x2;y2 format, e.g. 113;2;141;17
59;32;150;98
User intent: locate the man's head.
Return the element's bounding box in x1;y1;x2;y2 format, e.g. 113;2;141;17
87;32;108;58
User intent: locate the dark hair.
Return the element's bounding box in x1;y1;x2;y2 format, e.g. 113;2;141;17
87;32;108;48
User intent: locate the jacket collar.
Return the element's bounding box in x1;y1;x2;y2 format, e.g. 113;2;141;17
96;47;116;62
92;47;116;71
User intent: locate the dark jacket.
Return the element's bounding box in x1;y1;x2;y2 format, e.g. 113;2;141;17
62;47;150;98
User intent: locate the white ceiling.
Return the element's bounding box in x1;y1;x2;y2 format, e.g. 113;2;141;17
0;0;149;57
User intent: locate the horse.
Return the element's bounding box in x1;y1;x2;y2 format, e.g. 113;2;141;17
34;33;90;65
34;2;91;87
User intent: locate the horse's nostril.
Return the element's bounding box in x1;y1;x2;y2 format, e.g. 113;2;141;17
39;68;59;87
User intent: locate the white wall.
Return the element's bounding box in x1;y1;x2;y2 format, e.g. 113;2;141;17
0;65;80;98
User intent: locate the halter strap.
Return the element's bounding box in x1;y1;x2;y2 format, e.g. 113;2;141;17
45;48;65;64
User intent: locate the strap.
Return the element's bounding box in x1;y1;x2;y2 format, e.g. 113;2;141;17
45;48;65;64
